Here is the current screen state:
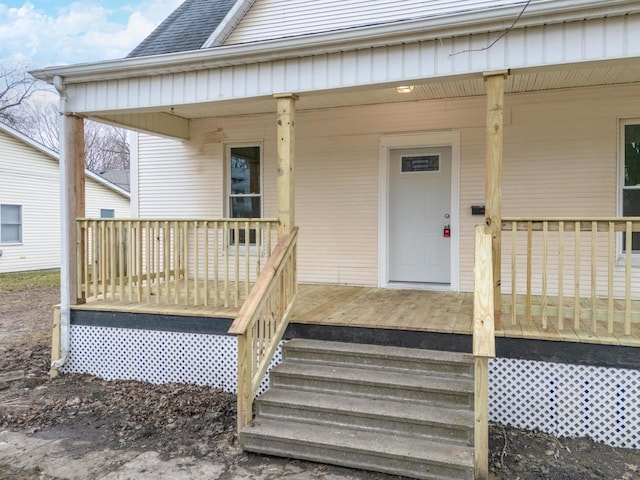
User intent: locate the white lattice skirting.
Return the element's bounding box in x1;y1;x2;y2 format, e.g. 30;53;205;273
64;325;639;449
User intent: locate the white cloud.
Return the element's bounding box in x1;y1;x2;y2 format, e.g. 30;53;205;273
0;0;183;68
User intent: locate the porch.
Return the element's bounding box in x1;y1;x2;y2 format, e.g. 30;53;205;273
69;211;640;348
72;279;640;348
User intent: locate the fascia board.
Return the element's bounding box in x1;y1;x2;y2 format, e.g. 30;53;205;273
30;0;640;85
202;0;257;48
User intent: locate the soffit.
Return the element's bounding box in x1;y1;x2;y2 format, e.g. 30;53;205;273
110;62;640;120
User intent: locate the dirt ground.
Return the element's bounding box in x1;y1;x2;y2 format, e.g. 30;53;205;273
0;282;639;480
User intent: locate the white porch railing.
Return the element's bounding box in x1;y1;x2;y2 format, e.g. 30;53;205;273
77;218;279;308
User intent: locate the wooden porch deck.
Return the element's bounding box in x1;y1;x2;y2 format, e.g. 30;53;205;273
73;283;640;347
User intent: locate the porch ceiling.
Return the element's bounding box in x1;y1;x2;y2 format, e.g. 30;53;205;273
93;60;640;132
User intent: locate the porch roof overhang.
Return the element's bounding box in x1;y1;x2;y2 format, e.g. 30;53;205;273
30;0;640;140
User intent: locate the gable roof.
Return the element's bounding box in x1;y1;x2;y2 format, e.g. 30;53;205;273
0;122;130;200
127;0;238;58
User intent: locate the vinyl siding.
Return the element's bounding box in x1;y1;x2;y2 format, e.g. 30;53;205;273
64;14;640;116
0;132;130;273
134;83;640;294
224;0;543;45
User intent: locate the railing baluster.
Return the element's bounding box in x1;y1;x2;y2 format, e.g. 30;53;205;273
136;221;143;302
607;221;614;333
119;221;125;302
256;221;262;281
76;221;83;301
204;221;209;307
235;220;240;308
164;221;170;304
214;221;219;307
591;221;597;332
625;221;632;335
83;222;89;302
541;221;548;330
194;221;199;306
224;222;229;307
245;221;250;300
526;221;532;325
558;221;564;330
128;221;134;302
174;221;180;305
145;221;151;303
574;221;580;330
511;222;517;326
101;220;107;300
183;221;189;306
154;221;160;304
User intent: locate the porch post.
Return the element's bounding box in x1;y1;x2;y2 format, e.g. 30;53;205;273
484;70;508;330
274;93;298;237
60;113;86;305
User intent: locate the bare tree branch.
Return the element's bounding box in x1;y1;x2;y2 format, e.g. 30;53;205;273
0;64;41;125
6;83;130;174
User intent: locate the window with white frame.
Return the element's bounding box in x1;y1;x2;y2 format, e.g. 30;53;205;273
228;145;262;244
622;120;640;254
0;204;22;244
100;209;115;218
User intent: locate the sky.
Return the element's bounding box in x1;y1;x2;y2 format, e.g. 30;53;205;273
0;0;184;69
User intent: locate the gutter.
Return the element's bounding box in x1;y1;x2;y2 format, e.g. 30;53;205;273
30;0;640;85
50;75;70;376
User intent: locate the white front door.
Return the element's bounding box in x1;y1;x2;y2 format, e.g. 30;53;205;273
388;147;451;284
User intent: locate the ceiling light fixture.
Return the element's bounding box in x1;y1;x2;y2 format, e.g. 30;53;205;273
396;85;414;94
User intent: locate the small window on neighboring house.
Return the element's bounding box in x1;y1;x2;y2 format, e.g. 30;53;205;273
1;204;22;244
100;209;115;218
228;145;262;244
622;121;640;254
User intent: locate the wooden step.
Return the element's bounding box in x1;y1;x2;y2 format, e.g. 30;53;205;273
284;338;474;377
241;418;474;480
270;360;474;409
258;388;474;445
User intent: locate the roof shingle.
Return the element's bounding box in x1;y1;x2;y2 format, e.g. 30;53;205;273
127;0;237;58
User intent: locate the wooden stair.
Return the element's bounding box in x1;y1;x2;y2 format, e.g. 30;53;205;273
239;339;476;480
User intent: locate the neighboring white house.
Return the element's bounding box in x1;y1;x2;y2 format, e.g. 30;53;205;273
0;122;130;273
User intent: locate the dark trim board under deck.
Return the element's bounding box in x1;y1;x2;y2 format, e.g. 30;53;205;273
70;309;640;370
71;309;233;335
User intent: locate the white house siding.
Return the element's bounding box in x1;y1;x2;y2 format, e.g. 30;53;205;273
85;180;130;219
0;131;130;273
64;14;640;116
135;83;640;294
224;0;535;45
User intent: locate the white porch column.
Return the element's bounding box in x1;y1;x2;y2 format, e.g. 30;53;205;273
274;93;298;237
59;113;86;305
484;70;508;331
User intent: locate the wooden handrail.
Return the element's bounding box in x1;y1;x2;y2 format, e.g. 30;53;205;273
228;227;299;430
77;217;279;223
503;217;640;232
228;227;298;335
473;225;496;480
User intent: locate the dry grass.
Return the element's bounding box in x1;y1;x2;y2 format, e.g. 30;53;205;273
0;270;60;293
